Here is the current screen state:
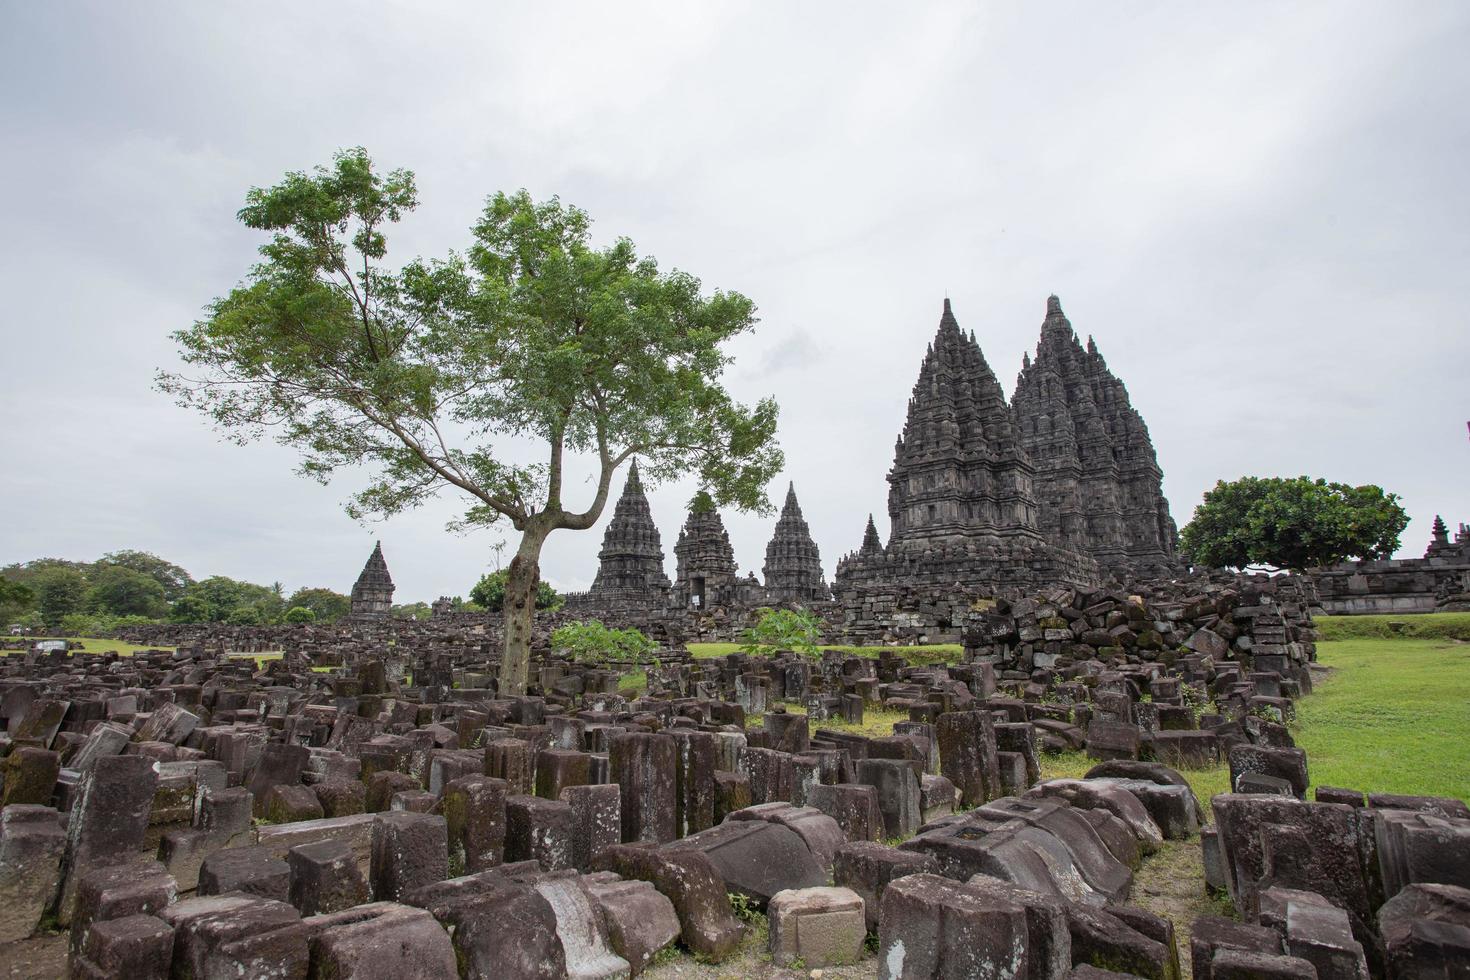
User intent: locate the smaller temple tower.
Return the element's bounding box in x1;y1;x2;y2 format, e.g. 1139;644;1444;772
349;541;395;621
762;483;830;603
587;460;672;605
672;493;741;609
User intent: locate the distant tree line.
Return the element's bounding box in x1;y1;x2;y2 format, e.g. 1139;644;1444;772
0;549;425;635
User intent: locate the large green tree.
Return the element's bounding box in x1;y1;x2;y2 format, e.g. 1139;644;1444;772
95;550;194;602
32;566;90;628
86;565;168;618
159;148;782;694
286;587;352;624
1180;475;1409;570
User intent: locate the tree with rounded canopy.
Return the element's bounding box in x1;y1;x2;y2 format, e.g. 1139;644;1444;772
86;565;168;618
284;606;317;623
33;567;90;629
95;550;194;602
159;148;783;695
469;568;561;612
1180;475;1409;571
286;587;352;624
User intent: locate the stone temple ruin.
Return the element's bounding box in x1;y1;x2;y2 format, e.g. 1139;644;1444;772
3;566;1466;979
562;295;1183;643
349;542;395;622
4;293;1465;979
1309;514;1470;615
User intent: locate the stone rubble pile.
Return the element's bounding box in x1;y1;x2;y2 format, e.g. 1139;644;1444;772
0;584;1465;979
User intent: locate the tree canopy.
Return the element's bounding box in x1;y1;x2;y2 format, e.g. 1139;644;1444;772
159;147;783;693
469;569;561;612
1180;475;1409;570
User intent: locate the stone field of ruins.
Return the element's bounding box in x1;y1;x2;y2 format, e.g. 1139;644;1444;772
2;5;1468;980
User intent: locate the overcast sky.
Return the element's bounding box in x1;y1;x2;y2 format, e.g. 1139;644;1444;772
2;1;1467;601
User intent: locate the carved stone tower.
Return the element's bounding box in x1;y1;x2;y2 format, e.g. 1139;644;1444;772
762;483;829;603
673;494;741;609
1012;295;1178;573
349;541;395;621
588;460;672;604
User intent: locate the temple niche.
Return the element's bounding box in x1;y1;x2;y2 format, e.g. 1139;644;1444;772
349;541;395;621
835;299;1100;595
585;461;671;608
1012;295;1179;575
761;482;830;603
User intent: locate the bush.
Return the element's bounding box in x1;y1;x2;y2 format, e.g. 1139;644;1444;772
469;569;563;612
283;606;317;624
551;620;656;663
741;607;822;658
58;613;106;637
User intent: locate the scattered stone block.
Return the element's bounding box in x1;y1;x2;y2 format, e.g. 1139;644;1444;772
768;885;865;968
288;838;369;916
370;811;448;901
198;844;291;901
0;804;64;942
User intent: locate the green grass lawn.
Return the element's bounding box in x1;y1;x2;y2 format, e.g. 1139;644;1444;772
1297;636;1470;801
1;635;176;656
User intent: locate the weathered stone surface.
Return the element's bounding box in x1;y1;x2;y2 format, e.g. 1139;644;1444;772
584;872;681;977
667;819;825;906
198;844;291;901
288;838;369;916
0;804;64;942
59;753;160;925
533;870;631;979
768;886;865;968
370;811;448;901
833;841;939;932
406;871;566;980
611;732;677;844
591;844;743;962
306;901;458;979
877;872;1070;980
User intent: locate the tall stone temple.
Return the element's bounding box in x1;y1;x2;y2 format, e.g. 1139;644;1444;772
585;460;671;607
1012;296;1179;574
349;541;395;621
672;495;748;609
762;483;830;603
836;296;1180;595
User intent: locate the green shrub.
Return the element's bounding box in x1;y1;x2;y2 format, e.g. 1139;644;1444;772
551;620;656;663
469;569;563;611
740;607;822;657
284;606;317;624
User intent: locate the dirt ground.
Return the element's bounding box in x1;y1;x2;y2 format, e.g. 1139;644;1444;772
0;931;67;980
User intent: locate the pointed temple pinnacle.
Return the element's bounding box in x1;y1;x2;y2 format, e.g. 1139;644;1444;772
1046;294;1063;317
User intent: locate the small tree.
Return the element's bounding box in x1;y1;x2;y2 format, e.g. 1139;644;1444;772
550;620;657;664
1181;476;1409;570
741;607;822;658
284;606;317;623
159;148;782;694
33;567;90;630
469;569;561;612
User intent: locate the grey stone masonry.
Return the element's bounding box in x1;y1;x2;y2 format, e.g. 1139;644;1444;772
348;541;395;621
762;483;830;603
1012;295;1179;575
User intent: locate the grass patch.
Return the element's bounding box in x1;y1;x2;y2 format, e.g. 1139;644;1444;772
1297;637;1470;800
758;701;913;740
1314;611;1470;642
1;636;176;656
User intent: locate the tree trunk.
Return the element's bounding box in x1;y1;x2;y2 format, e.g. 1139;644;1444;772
498;527;547;697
